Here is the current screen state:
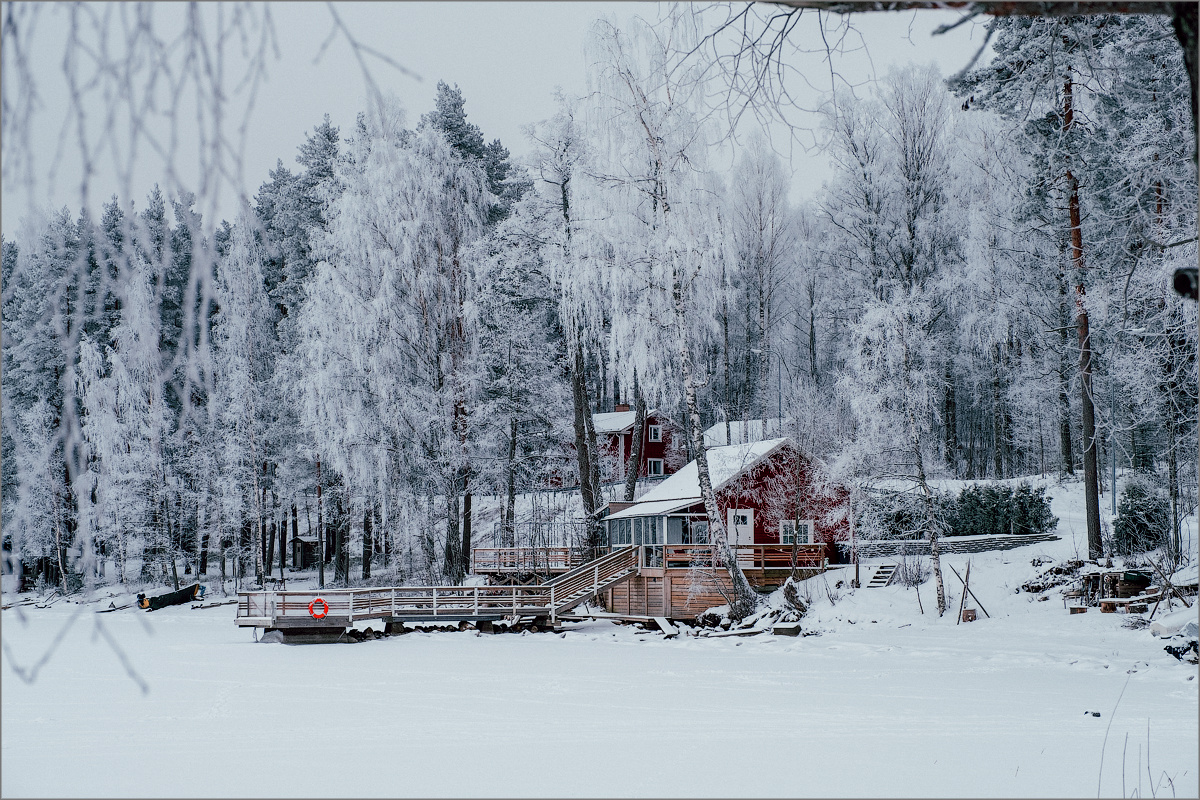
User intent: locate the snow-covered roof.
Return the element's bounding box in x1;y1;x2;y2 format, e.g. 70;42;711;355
703;418;784;447
592;408;663;434
592;410;637;434
607;498;700;519
607;438;791;520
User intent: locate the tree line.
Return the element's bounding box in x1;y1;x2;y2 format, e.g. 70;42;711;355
2;13;1194;607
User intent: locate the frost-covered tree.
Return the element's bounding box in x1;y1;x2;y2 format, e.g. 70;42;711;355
830;65;957;613
524;94;607;549
299;99;490;585
584;15;758;618
212;216;274;587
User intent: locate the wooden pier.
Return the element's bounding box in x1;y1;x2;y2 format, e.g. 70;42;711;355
237;543;831;640
237;546;639;639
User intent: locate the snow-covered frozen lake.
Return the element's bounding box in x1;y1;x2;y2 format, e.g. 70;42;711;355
3;552;1196;798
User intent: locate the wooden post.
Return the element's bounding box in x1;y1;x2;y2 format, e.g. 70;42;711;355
432;588;437;617
474;586;479;616
948;563;991;618
956;561;971;625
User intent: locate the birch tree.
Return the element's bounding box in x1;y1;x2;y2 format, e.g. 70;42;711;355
585;15;758;618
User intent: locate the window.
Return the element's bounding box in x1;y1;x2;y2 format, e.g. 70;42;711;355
647;458;664;476
609;518;632;547
648;425;662;442
780;520;813;545
632;516;662;545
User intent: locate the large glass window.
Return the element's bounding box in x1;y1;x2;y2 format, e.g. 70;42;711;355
683;518;709;545
609;518;632;546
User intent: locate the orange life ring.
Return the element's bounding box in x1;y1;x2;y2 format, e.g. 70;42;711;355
309;598;329;619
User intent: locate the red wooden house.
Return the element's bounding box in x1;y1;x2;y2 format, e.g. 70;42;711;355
601;437;849;619
592;404;684;483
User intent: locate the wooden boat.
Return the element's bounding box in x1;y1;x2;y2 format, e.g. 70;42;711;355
137;583;203;611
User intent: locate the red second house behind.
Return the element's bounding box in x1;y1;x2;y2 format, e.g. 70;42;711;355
592;404;685;483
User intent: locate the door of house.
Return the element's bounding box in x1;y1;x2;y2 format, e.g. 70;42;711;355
728;508;754;568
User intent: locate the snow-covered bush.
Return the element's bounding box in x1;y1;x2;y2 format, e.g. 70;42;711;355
1113;476;1170;556
894;553;930;587
859;490;954;540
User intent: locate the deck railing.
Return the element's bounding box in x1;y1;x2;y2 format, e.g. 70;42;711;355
237;546;641;627
470;547;585;575
236;584;555;623
660;543;827;571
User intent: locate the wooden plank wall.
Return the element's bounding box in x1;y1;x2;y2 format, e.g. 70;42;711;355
667;570;733;618
607;571;734;619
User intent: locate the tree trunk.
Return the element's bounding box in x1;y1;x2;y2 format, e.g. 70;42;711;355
992;343;1004;479
505;416;517;544
808;284;818;383
317;459;324;589
675;281;757;620
1057;245;1076;476
1077;295;1102;559
1064;72;1102;560
362;504;372;580
460;490;472;579
570;338;603;557
904;333;945;615
446;489;461;583
623;374;647;502
198;498;210;577
1167;412;1181;565
943;361;958;476
334;494;348;583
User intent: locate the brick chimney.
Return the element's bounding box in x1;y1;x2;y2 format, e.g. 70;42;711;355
614;403;630;412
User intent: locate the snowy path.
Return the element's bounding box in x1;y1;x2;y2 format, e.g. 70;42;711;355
2;589;1196;798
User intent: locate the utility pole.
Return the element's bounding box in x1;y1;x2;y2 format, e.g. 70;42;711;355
1111;381;1117;517
777;351;782;430
317;458;324;590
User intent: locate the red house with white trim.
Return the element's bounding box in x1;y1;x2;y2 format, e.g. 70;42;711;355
601;437;849;618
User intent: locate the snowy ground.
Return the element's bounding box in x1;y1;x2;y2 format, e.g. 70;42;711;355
2;476;1197;798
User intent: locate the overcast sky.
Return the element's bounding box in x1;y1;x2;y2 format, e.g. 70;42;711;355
0;2;991;238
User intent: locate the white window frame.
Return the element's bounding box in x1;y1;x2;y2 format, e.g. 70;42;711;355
780;520;813;545
646;458;664;476
647;424;662;442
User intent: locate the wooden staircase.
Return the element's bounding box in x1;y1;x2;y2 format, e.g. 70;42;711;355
866;564;897;588
543;546;639;616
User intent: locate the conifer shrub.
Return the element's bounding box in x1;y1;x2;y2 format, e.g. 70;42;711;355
861;482;1057;539
950;483;1057;537
1113;477;1170;556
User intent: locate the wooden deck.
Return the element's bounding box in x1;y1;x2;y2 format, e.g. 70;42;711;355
610;544;828;618
236;544;832;638
237;546;640;633
470;547;585;578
